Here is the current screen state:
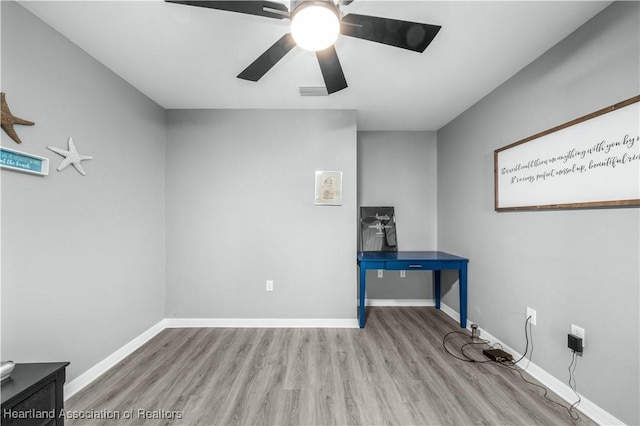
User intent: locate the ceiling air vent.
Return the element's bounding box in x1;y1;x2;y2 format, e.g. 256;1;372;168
299;86;329;97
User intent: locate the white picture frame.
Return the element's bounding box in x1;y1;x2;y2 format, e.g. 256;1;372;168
0;146;49;176
315;170;343;206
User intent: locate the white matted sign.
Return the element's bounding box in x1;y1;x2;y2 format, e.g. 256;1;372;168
494;96;640;211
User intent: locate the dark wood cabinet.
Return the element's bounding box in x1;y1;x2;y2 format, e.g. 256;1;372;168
1;362;70;426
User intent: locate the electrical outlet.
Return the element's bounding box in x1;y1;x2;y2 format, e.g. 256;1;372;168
571;324;585;346
266;280;274;292
400;270;406;278
377;270;383;278
526;307;536;326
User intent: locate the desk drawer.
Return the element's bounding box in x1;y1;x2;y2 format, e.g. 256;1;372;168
385;261;442;270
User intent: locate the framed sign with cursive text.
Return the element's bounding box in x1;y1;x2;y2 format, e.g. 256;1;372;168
494;96;640;211
0;146;49;176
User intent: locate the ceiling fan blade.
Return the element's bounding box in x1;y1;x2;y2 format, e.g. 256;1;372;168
237;33;296;82
316;46;348;94
165;0;289;19
341;14;441;53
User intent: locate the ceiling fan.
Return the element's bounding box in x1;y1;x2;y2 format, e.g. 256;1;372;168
165;0;441;94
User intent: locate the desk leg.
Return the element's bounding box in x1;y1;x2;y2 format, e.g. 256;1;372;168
459;265;467;328
359;266;366;328
434;270;441;310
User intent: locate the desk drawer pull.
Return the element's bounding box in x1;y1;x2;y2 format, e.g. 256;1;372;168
409;264;423;268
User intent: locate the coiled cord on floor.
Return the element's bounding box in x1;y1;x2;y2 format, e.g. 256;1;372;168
441;316;581;421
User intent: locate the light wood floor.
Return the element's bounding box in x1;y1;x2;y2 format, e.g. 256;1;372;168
67;307;595;425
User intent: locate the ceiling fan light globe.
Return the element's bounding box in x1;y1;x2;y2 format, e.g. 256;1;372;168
291;4;340;52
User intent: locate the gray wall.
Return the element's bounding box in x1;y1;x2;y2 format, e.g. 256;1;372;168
165;109;357;319
357;131;437;299
3;2;637;422
1;2;166;382
437;2;639;424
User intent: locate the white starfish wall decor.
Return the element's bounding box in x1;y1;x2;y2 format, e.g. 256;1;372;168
47;137;93;176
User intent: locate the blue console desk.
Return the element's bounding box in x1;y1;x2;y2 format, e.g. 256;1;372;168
357;251;469;328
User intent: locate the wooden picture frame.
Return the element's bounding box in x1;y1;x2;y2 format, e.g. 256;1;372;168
494;96;640;211
0;146;49;176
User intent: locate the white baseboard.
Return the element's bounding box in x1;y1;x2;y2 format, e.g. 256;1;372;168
439;302;466;327
439;304;623;426
164;318;359;328
64;319;166;400
364;298;435;307
64;309;623;424
64;317;356;399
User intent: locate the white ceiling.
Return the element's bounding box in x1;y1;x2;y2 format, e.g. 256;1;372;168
19;0;611;131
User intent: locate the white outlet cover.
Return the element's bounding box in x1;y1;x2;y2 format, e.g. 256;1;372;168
571;324;585;346
526;307;536;325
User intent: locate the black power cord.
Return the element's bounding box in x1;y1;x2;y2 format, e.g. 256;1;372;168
507;315;532;365
441;316;581;422
568;350;582;419
442;331;495;363
499;356;581;421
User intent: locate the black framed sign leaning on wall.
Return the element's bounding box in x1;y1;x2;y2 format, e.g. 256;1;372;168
360;206;397;251
494;95;640;211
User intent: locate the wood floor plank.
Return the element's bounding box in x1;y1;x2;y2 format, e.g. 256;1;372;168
66;308;596;426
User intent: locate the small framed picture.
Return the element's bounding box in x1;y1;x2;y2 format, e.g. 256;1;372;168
360;206;398;251
315;170;342;206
